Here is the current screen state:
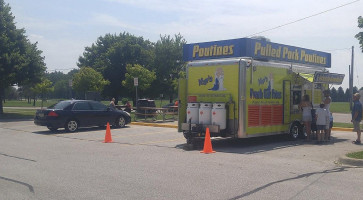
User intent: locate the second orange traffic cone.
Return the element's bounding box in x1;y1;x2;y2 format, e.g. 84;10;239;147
201;128;215;154
103;122;113;143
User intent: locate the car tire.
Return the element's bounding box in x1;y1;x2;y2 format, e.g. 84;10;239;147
47;126;58;132
65;119;78;132
115;116;126;128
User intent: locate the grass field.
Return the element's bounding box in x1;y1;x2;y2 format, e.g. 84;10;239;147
3;99;63;108
329;102;350;113
0;108;37;119
346;151;363;159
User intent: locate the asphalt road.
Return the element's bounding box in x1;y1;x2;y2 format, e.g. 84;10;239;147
1;120;363;200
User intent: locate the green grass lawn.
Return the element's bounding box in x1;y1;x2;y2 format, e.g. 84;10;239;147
329;102;350;113
3;99;63;108
346;151;363;159
0;108;37;119
333;122;353;128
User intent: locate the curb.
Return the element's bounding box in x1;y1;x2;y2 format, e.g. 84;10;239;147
331;127;353;132
338;155;363;166
130;122;177;128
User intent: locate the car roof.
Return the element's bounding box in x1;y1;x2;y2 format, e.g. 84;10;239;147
60;100;100;103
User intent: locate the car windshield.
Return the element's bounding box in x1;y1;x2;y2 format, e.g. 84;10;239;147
49;101;72;109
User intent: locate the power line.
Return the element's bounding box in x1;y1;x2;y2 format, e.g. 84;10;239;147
246;0;360;37
323;47;351;52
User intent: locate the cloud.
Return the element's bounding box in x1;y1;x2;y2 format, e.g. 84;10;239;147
92;13;145;32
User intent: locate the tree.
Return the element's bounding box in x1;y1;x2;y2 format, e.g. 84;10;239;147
122;64;156;103
330;87;337;102
337;87;345;102
251;36;271;42
72;67;109;99
45;71;72;99
52;80;69;99
152;34;186;102
356;16;363;52
0;0;46;113
345;88;350;102
32;78;54;108
18;84;35;103
78;32;154;102
4;86;18;100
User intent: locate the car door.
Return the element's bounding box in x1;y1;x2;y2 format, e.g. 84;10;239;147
89;101;111;126
71;102;93;127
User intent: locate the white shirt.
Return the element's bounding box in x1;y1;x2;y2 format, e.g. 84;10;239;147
316;108;329;126
324;96;331;113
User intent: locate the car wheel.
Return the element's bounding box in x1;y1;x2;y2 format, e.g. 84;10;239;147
47;126;58;131
65;120;78;132
115;116;126;128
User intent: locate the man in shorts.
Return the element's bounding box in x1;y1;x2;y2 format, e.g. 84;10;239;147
351;93;362;144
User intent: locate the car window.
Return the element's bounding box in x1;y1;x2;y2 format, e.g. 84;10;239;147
90;101;107;111
72;102;91;111
49;101;72;109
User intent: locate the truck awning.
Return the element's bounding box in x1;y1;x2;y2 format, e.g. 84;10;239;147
299;73;314;83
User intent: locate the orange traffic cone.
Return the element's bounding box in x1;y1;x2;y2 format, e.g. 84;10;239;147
201;128;215;154
103;122;113;143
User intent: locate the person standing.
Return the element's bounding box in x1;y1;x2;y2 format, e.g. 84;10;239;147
351;93;362;144
109;98;116;109
323;90;332;140
125;101;131;113
315;102;329;144
299;94;313;141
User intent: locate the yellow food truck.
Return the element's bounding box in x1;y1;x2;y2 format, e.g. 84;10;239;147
178;38;344;144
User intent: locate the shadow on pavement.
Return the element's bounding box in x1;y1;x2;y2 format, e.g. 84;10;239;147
0;117;33;122
32;125;131;135
179;135;349;154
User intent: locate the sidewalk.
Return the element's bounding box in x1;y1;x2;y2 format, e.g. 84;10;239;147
332;113;351;123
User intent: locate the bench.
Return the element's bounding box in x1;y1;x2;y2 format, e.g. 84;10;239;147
162;106;178;121
134;107;163;121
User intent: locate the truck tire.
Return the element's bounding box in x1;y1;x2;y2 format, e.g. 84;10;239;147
289;122;301;140
300;125;307;139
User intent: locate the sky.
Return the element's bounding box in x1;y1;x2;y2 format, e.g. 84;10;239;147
7;0;363;90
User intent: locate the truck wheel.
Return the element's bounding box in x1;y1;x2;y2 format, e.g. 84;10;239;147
289;122;301;140
299;125;307;139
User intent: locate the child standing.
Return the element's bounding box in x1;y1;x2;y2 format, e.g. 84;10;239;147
315;102;329;144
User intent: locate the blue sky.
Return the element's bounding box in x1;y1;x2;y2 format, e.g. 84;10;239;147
7;0;363;89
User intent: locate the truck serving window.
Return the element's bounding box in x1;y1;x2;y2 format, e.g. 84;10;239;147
292;91;301;105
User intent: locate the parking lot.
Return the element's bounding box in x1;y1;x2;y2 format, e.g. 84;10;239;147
1;120;363;200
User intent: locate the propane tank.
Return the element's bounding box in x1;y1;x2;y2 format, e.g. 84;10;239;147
198;103;212;125
186;102;199;124
212;103;226;130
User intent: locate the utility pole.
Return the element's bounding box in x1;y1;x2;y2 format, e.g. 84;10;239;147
349;46;354;110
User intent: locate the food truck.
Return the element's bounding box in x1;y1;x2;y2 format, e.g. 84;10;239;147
178;38;345;144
